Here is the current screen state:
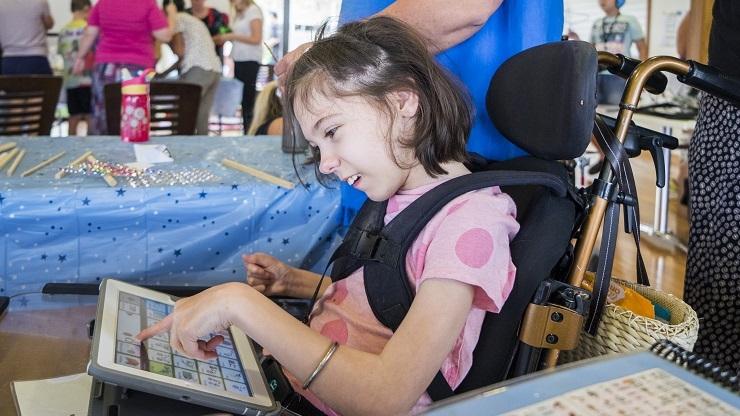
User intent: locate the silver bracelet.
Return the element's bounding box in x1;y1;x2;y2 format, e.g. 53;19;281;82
302;341;339;390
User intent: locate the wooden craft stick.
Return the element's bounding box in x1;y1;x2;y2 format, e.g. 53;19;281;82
221;158;295;189
55;150;93;179
0;148;20;170
0;142;17;154
86;155;118;187
20;151;66;177
6;148;26;176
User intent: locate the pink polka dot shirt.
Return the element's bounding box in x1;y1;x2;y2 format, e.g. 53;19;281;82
289;178;520;415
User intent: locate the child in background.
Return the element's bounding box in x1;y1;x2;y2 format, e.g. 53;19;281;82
246;80;283;135
58;0;93;136
138;17;519;415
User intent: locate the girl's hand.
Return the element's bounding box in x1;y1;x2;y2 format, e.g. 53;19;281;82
243;253;293;296
136;282;250;360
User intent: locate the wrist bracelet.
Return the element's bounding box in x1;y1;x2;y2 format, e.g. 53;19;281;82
302;341;339;390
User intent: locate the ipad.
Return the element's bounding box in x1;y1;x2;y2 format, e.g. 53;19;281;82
88;279;277;415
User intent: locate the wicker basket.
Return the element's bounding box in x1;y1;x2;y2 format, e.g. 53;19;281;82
559;278;699;364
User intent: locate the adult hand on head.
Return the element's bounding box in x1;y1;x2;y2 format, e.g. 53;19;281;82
274;42;313;91
243;253;294;296
136;282;250;360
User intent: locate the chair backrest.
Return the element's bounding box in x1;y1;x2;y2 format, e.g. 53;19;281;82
104;81;201;135
454;40;597;392
0;76;62;136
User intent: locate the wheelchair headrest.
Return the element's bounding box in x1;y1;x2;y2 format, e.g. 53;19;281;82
487;41;597;161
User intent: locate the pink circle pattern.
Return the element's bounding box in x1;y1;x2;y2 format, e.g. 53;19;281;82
320;319;349;344
454;228;494;268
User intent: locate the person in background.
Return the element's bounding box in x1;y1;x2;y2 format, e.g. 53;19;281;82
0;0;54;75
685;0;740;373
73;0;176;134
247;80;282;136
276;0;564;226
591;0;647;104
164;0;222;136
187;0;230;61
265;11;282;64
588;0;647;174
216;0;263;135
58;0;93;136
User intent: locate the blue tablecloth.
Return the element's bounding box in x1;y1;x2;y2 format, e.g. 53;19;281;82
0;136;343;307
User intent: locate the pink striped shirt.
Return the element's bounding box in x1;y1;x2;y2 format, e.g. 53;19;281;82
88;0;168;68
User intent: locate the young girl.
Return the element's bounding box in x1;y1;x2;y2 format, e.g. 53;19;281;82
138;16;519;415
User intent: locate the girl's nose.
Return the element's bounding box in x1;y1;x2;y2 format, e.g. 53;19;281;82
319;152;340;175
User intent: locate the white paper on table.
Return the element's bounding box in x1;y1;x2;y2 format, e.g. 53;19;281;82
11;372;92;415
133;144;174;164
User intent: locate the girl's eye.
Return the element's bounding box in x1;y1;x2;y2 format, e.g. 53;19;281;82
325;126;338;139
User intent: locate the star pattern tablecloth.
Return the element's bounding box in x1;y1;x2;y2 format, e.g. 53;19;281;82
0;136;342;308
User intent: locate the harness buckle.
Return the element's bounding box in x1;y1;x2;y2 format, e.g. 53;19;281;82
351;231;386;260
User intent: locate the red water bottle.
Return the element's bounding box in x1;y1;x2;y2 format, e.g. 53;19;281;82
120;73;150;142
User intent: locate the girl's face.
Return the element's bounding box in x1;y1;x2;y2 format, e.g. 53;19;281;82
295;91;424;201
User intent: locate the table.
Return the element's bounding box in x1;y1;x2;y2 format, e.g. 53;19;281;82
0;136;343;308
0;293;96;415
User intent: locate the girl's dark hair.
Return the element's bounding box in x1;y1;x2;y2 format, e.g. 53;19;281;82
285;16;472;184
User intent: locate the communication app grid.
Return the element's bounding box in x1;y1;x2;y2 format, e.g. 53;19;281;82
115;291;252;396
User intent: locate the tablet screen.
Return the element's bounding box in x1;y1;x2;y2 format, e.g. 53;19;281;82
114;291;253;397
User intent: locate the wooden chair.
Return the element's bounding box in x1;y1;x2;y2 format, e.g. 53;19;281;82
0;76;62;136
104;81;201;135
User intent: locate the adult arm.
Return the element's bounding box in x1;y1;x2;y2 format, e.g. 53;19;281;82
139;278;474;415
378;0;503;53
152;3;177;43
72;25;100;75
41;0;54;30
219;18;262;45
169;33;185;60
275;0;503;84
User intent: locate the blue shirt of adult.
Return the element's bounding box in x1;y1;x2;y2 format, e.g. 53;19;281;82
340;0;564;160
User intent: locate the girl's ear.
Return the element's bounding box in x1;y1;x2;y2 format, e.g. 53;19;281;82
392;89;419;118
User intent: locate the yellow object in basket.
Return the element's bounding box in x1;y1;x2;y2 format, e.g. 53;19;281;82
582;273;655;319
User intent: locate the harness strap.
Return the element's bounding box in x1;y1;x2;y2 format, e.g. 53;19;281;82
327;169;575;401
586;115;650;335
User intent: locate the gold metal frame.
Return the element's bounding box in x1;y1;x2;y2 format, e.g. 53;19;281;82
542;53;693;368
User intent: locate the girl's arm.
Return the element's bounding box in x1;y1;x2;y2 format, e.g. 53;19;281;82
139;278;473;415
243;253;330;299
285;267;331;298
221;18;262;45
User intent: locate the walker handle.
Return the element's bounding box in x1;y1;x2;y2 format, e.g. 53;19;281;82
678;61;740;108
607;55;668;95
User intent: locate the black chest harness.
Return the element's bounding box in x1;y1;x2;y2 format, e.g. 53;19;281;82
324;160;579;401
